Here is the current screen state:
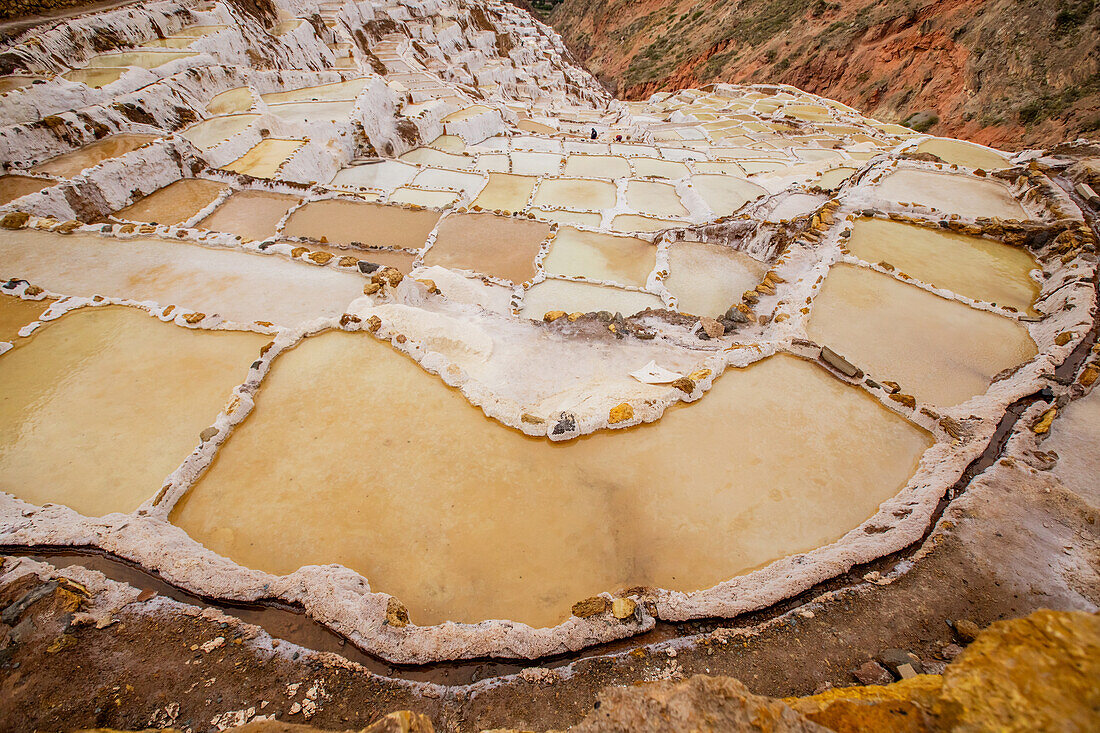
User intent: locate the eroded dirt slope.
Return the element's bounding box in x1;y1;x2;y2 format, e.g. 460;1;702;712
547;0;1100;149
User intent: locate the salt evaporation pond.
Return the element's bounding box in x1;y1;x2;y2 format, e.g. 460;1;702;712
180;115;260;149
1;306;267;516
425;213;550;283
521;278;663;317
0;294;51;342
665;242;766;316
282;199;440;249
533;177;617;209
542;227;655;286
914;138;1010;170
170;339;930;627
472;173;537;211
0;174;52;205
62;67;126;88
0;230;366;327
260;79;367;104
197;190;301;241
845;217;1039;313
807;265;1037;407
875;169;1027;219
220;139;304;178
112;179;229;225
30;134;160;177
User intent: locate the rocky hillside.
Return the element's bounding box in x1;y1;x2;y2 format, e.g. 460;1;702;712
547;0;1100;149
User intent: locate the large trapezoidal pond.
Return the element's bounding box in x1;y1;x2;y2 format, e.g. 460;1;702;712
171;333;931;628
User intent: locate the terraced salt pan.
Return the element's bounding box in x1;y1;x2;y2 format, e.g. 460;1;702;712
610;214;684;233
530;208;602;228
112;179;229;225
0;295;51;342
410;168;486;197
399;148;476;170
915;138;1010;170
522;278;661;318
62;67;126;88
875;169;1027;219
0;175;52;205
665;242;766;317
389;187;458;208
630;158;689;179
533;178;617;210
267;100;356;125
260;79;367;104
85;51;196;68
0;230;365;327
846;218;1039;313
30;134;160;177
442;105;491;123
0;306;267;516
816;167;858;189
206;87;254;115
427;135;466;153
626;180;688;218
807;265;1037;407
329;161;418;191
690;174;767;216
220;139;304;178
283;199;440;250
563;154;631;178
0;75;44;92
196;190;301;241
767;193;825;222
543;227;655;286
510;152;563;176
424;213;550;283
171;341;930;627
472;173;536;212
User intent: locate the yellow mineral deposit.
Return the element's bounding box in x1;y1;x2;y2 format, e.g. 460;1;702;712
0;306;267;516
171;339;930;628
807;265;1037;407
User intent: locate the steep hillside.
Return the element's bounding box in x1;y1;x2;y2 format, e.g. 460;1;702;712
548;0;1100;149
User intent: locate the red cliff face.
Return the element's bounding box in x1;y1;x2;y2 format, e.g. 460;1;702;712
548;0;1100;149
